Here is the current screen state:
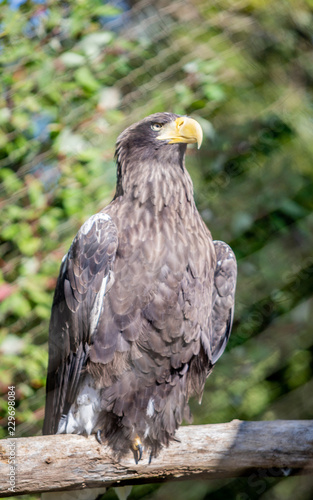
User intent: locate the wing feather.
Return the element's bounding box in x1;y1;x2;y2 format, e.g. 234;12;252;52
43;213;118;435
210;240;237;365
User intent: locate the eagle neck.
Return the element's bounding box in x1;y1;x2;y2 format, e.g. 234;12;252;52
114;151;195;217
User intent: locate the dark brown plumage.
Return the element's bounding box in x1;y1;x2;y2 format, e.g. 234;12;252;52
43;112;237;463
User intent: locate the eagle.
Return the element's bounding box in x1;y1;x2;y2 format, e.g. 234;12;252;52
43;112;237;467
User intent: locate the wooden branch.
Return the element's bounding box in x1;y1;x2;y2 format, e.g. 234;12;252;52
1;420;313;497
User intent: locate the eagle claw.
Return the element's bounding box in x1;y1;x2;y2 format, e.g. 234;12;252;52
132;437;143;464
96;429;102;445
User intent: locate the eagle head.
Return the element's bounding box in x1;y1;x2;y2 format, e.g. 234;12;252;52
116;112;202;159
114;112;203;199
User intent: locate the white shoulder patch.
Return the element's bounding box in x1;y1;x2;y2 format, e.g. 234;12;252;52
146;398;155;417
90;272;109;336
80;212;111;235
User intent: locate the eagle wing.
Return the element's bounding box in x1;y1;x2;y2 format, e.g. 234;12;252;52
43;213;118;435
210;240;237;365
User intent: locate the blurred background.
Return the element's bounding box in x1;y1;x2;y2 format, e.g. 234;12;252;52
1;0;313;498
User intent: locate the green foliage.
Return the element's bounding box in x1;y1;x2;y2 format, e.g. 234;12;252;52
1;0;313;499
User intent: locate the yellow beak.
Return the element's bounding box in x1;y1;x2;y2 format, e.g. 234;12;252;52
156;116;203;149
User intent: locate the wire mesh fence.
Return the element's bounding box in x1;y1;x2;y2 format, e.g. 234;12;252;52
1;0;313;498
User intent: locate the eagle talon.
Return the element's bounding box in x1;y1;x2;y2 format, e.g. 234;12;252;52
134;444;143;464
132;437;143;464
96;429;102;445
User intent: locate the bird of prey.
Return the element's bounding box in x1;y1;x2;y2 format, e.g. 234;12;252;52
43;112;237;467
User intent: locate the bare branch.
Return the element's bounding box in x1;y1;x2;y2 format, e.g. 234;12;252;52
1;420;313;497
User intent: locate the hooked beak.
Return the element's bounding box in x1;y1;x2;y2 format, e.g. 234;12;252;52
156;116;203;149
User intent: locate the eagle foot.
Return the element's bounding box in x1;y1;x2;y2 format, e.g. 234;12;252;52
132;436;143;464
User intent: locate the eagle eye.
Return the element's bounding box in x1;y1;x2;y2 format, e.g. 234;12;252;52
151;123;163;131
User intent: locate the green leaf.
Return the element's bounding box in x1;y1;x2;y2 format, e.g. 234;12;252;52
60;52;86;68
74;67;101;92
0;169;23;195
0;292;31;319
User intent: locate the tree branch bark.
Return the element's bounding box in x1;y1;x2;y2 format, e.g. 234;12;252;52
1;420;312;497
